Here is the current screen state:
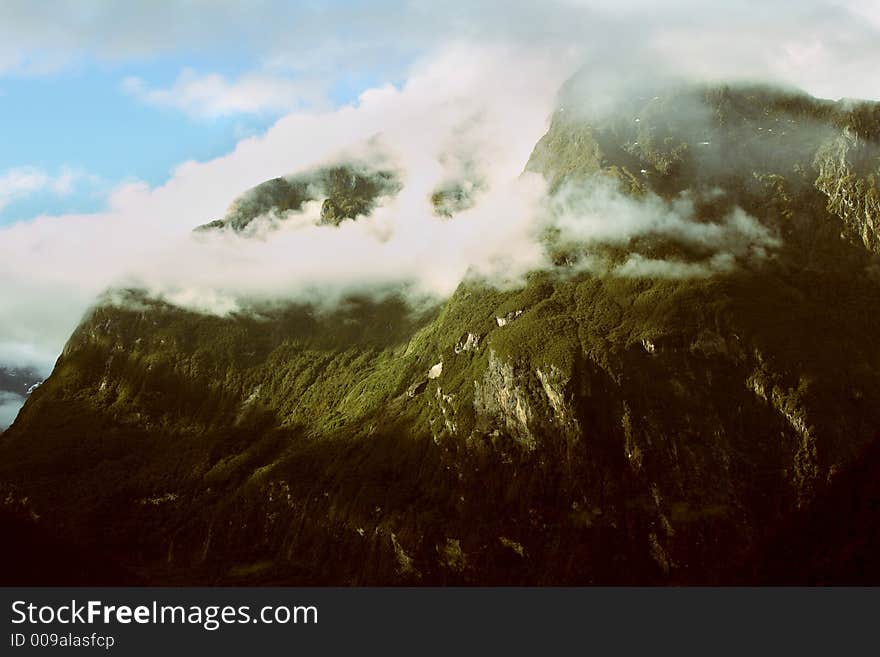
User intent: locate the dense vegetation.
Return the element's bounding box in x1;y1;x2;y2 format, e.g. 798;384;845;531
2;82;880;584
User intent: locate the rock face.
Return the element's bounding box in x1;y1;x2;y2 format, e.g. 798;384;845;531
197;164;401;232
815;129;880;254
473;350;537;450
2;82;880;584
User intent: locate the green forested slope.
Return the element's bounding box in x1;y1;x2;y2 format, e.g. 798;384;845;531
3;83;880;584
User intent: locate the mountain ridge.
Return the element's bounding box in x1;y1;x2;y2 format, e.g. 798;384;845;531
2;81;880;584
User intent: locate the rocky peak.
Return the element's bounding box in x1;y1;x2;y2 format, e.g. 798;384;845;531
197;163;401;232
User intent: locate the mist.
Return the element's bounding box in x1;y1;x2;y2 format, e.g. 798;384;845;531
0;44;800;380
0;392;25;430
3;0;879;383
0;46;570;373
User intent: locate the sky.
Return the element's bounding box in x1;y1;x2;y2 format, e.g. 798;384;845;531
1;1;879;427
2;0;880;225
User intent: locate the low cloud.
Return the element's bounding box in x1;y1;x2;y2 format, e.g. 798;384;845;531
0;4;856;374
0;391;25;430
615;253;737;279
0;44;782;377
550;180;780;262
0;46;572;369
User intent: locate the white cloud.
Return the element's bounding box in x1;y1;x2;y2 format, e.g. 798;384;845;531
615;253;737;279
2;1;877;373
0;166;86;212
841;0;880;28
0;45;573;370
122;69;326;118
0;44;787;375
0;168;49;210
550;182;779;256
0;2;879;100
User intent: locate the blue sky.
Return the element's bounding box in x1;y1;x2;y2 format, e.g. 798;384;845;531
0;0;430;227
3;0;878;227
0;52;390;225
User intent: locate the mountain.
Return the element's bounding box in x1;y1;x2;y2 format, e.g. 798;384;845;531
195;163;401;231
2;82;880;584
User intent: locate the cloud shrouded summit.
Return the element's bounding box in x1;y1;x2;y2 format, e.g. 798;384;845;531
1;0;879;427
0;46;571;372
